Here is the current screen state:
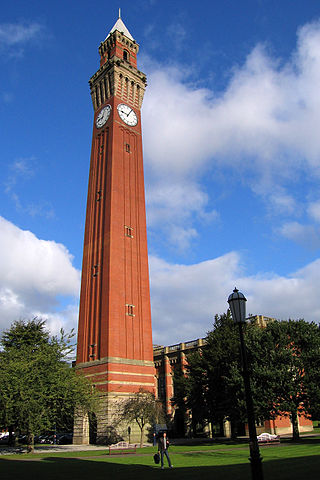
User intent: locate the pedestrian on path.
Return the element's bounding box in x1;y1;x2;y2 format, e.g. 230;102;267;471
157;431;173;469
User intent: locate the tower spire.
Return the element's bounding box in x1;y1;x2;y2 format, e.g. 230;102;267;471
106;10;134;41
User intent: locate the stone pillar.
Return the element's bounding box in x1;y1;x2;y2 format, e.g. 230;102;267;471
73;409;89;445
164;349;173;415
223;419;231;438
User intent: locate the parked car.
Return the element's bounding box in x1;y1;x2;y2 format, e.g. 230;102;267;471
0;432;9;444
257;432;280;443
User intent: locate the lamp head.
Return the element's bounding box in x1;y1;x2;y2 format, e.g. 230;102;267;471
228;287;247;324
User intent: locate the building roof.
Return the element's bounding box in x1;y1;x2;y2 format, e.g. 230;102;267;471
106;16;134;41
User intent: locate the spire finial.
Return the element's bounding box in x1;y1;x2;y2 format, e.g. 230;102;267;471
119;7;121;19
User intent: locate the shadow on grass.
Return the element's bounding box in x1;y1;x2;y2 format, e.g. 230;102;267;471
288;437;320;444
1;453;320;480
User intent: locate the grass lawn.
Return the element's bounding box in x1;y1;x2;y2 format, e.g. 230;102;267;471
1;437;320;480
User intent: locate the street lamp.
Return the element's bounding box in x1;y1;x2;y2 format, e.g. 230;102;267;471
228;288;264;480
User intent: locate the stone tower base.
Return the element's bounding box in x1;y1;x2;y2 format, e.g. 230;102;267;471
73;391;151;445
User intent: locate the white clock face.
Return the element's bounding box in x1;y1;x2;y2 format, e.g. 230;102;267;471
117;104;138;126
95;105;111;128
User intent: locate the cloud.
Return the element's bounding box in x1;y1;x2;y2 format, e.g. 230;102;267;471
0;21;45;57
166;22;187;51
307;200;320;223
2;212;320;348
278;221;320;249
146;179;218;250
150;252;242;344
0;22;42;46
0;216;80;335
142;19;320;249
4;157;55;218
150;252;320;346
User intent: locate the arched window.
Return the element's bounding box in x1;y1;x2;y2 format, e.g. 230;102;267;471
123;50;129;62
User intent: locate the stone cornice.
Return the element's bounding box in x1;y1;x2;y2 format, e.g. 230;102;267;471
75;356;155;370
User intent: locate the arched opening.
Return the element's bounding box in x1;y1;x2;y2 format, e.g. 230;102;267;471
123;50;129;62
88;412;97;444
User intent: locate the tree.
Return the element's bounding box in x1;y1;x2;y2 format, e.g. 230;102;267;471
171;363;189;436
183;312;246;437
247;319;320;440
0;319;97;452
183;315;320;441
116;389;164;447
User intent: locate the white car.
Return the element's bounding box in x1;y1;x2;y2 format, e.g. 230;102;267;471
257;432;280;443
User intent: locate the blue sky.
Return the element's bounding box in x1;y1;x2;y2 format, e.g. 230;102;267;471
1;0;320;346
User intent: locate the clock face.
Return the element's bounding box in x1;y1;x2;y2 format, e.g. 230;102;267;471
95;105;111;128
117;104;138;126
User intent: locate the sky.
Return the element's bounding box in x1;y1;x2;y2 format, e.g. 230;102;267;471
2;0;320;347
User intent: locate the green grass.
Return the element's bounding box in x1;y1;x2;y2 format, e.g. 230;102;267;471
1;438;320;480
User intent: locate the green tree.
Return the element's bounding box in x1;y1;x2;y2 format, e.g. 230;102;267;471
116;388;164;447
0;319;97;452
183;314;320;440
171;364;188;436
184;350;210;436
247;319;320;440
183;312;246;437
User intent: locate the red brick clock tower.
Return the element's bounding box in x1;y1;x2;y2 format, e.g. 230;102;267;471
74;14;155;444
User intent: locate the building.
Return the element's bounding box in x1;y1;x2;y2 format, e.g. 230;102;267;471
74;14;155;444
154;338;206;417
154;315;313;437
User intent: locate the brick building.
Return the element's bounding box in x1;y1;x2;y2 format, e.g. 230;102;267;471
153;316;313;437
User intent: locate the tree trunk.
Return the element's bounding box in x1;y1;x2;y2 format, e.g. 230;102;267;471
26;432;34;453
8;426;15;446
210;420;214;438
230;419;237;439
219;419;224;437
140;427;144;448
291;411;299;441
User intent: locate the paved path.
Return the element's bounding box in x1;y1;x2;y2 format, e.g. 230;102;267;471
0;444;108;455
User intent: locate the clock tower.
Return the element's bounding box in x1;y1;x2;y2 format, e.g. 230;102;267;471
73;14;155;444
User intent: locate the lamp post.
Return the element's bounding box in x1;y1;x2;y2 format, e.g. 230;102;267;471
228;288;264;480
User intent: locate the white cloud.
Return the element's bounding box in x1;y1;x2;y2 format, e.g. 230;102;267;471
2;213;320;348
0;216;80;335
150;252;320;346
142;19;320;248
278;221;320;249
0;21;43;47
307;200;320;222
4;157;55;218
150;252;242;344
272;195;296;215
146;179;218;250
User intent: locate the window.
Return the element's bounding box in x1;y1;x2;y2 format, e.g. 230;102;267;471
125;225;134;238
126;304;135;316
125;143;130;153
123;50;129;61
157;376;165;399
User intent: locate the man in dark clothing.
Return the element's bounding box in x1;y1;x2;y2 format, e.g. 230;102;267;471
157;432;173;469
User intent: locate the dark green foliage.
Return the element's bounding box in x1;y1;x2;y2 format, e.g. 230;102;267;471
171;364;188;436
185;312;246;437
178;313;320;440
247;319;320;439
0;319;97;451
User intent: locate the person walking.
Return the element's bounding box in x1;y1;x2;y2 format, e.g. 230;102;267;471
157;431;173;469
